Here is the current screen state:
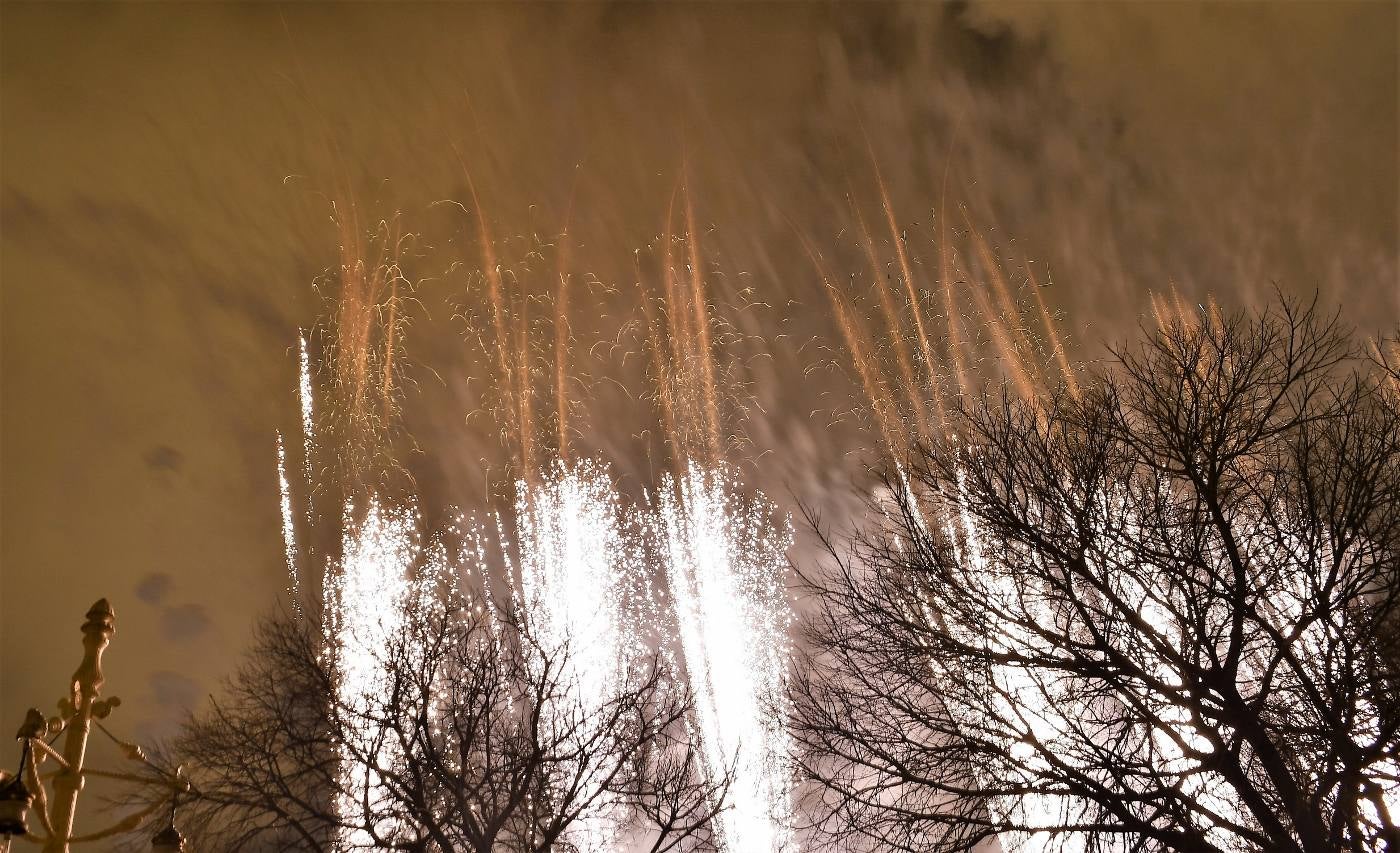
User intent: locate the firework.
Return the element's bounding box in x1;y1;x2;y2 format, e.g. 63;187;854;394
276;432;301;616
294;197;806;851
326;497;421;849
278;333;319;622
515;460;651;852
298;334;317;490
927;472;1377;852
824;190;1099;852
658;463;796;853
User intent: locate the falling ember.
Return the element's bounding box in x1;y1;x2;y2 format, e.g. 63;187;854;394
324;497;420;849
554;270;571;463
874;160;939;418
1024;262;1079;401
851;199;930;442
659;463;796;853
683;192;722;458
515;460;650;852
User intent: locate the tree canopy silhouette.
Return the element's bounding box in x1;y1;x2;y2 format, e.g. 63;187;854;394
791;299;1400;853
167;583;730;853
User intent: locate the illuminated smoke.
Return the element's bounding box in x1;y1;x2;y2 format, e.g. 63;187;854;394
659;462;796;853
515;460;650;852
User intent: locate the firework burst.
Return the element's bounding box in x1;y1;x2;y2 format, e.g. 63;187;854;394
658;463;796;852
279;189;805;851
514;459;653;852
326;497;421;849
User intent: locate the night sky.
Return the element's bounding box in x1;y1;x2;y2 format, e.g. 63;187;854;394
2;0;1396;767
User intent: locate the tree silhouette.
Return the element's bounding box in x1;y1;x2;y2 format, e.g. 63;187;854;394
168;585;730;852
791;299;1400;852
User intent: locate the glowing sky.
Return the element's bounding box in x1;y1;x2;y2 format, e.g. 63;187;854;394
2;0;1395;768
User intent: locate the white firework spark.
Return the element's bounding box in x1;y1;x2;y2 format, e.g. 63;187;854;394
278;336;804;851
276;431;301;616
515;460;650;853
277;334;319;620
298;333;316;490
325;496;420;850
659;462;796;853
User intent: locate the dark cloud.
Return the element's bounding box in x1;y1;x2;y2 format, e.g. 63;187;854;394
148;669;201;710
143;445;184;474
160;604;211;642
134;572;173;605
0;188;47;237
69;194;177;248
136;670;205;744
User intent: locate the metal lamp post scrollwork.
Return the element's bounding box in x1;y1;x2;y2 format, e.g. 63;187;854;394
8;600;190;852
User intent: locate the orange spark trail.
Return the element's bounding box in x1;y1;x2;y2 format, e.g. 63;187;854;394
967;272;1038;403
829;285;906;458
684;189;722;461
637;257;679;459
554;173;583;466
1371;337;1400;400
797;229;904;458
1150;288;1201;359
852;199;932;442
964;217;1045;394
662;183;692;391
1149;291;1175;334
329;202;409;482
936;220;968;404
456;147;520;466
873;160;939;407
381;219;402;424
935;162;971;404
515;293;535;479
554;269;571;463
335;204;371;421
968;231;1022;341
1025;261;1079;400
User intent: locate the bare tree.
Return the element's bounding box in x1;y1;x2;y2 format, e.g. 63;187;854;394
791;299;1400;853
170;585;730;852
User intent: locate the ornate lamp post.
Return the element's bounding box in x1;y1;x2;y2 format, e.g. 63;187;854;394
9;600;189;852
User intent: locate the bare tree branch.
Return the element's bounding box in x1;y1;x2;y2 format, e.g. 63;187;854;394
792;297;1400;853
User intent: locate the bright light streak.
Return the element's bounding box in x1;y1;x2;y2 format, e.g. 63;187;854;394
276;432;301;617
516;460;650;852
325;497;419;850
298;333;316;489
659;462;796;853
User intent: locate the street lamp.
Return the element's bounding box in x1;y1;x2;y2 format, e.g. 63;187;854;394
9;600;189;852
149;824;186;853
149;794;185;853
